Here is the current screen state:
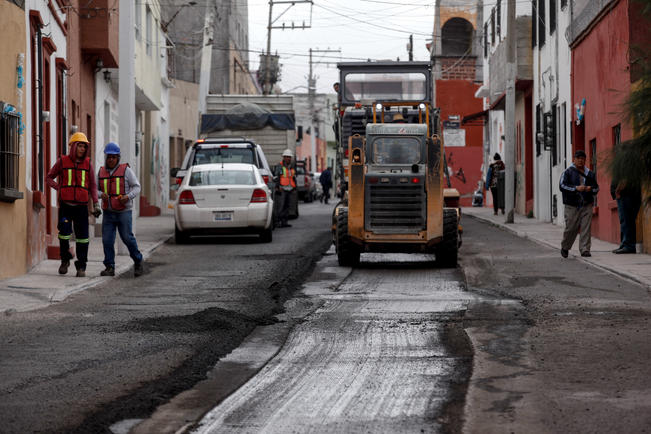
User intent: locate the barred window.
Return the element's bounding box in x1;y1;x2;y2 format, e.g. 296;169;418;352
0;107;23;202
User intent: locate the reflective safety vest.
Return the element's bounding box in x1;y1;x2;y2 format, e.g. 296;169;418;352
279;165;296;188
59;155;90;204
98;163;129;211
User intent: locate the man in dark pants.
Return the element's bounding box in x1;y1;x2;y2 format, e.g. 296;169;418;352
275;149;296;227
46;132;101;277
97;142;144;276
559;150;600;258
485;153;505;215
319;166;332;204
611;179;641;254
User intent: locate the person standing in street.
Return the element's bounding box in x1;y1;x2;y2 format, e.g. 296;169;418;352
559;150;600;258
97;142;144;277
46;132;101;277
275;149;297;228
319;166;332;204
485;153;505;215
610;178;641;254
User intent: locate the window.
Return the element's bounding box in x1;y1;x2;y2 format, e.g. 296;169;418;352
589;138;597;206
484;22;488;57
532;0;537;48
538;0;546;47
536;104;542;156
0;106;23;201
371;137;422;165
189;169;255;186
560;103;567;167
613;124;621;147
146;6;152;56
497;0;501;39
561;0;568;9
135;3;141;40
491;9;495;45
550;0;557;34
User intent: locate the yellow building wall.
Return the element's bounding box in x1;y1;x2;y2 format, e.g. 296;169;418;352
0;2;27;279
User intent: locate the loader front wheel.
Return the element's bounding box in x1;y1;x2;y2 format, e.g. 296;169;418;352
336;210;360;267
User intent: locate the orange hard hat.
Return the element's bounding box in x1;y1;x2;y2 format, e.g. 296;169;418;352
68;132;89;145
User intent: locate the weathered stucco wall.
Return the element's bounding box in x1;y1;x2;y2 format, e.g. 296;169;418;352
0;2;27;279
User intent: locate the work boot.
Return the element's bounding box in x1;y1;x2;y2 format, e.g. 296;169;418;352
100;266;115;276
134;261;144;277
74;261;86;277
76;269;86;277
560;249;569;258
58;259;70;275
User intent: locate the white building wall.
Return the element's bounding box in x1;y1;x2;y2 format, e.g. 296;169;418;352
94;78;119;170
24;1;68;206
533;0;572;224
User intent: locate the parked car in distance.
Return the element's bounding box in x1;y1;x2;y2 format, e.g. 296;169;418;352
174;163;274;243
295;160;316;203
173;138;275;194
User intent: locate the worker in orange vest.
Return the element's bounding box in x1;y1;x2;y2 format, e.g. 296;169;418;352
275;149;297;227
97;142;144;277
46;132;101;277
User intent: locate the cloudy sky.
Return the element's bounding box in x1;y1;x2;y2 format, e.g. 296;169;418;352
247;0;437;94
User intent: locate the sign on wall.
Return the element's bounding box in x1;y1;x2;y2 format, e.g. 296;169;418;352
443;128;466;147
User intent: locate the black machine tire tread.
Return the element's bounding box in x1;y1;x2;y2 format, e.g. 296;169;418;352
336;210;360;267
436;209;458;268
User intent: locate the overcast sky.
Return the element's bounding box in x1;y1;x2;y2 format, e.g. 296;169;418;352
247;0;437;94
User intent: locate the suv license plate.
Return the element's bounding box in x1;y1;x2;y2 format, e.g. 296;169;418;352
213;211;233;221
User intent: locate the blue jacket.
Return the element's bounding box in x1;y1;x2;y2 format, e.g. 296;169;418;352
559;164;599;207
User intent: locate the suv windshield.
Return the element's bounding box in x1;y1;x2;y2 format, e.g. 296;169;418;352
371;137;422;164
192;147;255;166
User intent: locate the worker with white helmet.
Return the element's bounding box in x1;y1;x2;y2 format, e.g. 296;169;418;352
275;149;297;227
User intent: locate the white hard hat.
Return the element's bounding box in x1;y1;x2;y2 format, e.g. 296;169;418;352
282;149;293;158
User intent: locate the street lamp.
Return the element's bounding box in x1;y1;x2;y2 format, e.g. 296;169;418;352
161;1;197;33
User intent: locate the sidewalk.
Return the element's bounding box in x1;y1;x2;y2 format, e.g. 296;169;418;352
0;212;175;314
462;206;651;291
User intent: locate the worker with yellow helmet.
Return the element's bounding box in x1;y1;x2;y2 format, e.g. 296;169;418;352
46;132;101;277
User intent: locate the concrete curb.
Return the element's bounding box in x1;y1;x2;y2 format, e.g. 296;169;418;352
48;234;173;304
465;212;651;291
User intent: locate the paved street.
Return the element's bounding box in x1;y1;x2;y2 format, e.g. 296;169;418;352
1;205;651;433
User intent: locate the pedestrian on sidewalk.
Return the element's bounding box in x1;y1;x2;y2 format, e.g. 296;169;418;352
559;150;600;258
274;149;297;228
485;153;505;215
610;178;641;254
46;132;101;277
97;142;144;277
320;166;332;204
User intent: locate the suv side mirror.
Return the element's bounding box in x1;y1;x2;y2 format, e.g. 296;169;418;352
170;167;179;177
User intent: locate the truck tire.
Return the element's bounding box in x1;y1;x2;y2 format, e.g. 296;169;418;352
336;210;360;267
436;209;458;268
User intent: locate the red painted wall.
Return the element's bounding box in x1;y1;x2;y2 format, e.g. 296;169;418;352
437;79;484;206
571;0;633;244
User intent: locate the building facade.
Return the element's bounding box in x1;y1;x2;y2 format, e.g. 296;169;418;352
432;0;485;207
569;0;651;249
0;0;28;279
532;0;573;224
163;0;258;96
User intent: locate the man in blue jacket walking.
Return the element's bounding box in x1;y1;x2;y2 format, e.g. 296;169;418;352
559;150;599;258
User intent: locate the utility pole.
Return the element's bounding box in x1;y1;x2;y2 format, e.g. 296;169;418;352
307;48;340;172
263;0;314;95
197;0;215;135
504;0;516;223
408;34;413;61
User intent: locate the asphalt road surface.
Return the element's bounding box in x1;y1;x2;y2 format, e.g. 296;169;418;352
0;203;333;434
194;253;474;433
